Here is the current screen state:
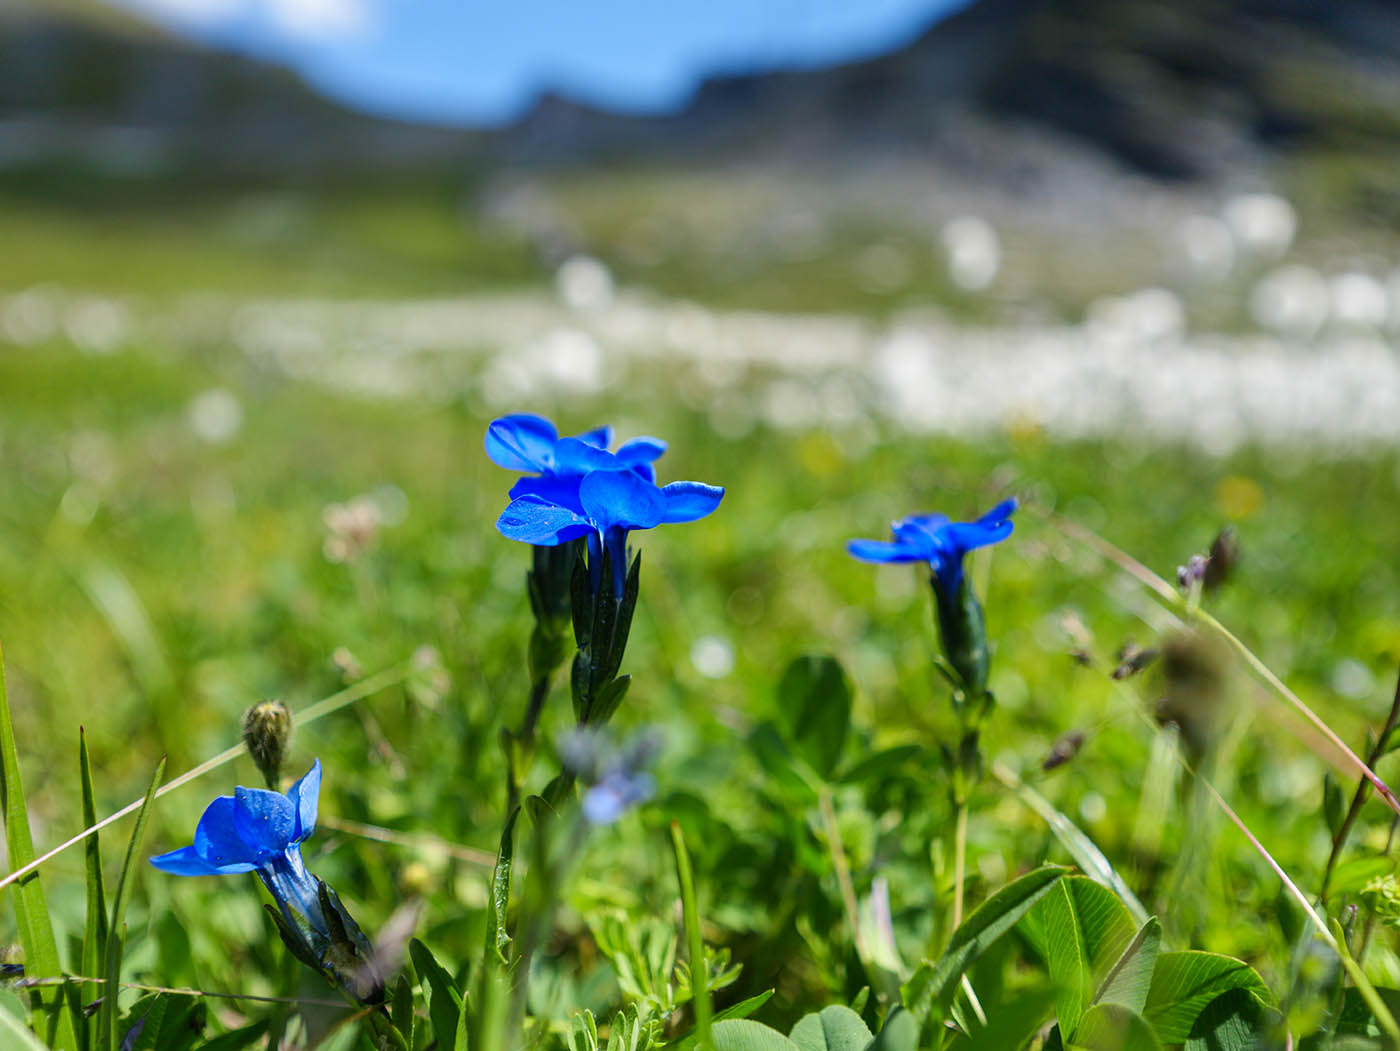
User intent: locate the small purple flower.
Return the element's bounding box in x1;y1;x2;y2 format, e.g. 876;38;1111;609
848;499;1017;597
151;761;325;936
561;728;660;825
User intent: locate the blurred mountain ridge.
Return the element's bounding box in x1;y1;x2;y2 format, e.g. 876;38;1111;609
3;0;1400;220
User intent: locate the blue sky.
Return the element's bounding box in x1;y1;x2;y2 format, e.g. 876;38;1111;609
111;0;969;126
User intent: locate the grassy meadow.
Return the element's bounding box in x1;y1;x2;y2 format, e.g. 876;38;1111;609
3;169;1400;1049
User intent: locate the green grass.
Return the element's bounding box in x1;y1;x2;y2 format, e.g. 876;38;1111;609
3;327;1400;1043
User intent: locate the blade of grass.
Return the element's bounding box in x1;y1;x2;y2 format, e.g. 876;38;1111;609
79;727;108;1040
0;661;410;897
1032;504;1400;818
0;638;81;1051
989;760;1150;927
98;756;165;1051
671;821;712;1051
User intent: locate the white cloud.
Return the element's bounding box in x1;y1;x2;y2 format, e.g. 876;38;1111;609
265;0;371;38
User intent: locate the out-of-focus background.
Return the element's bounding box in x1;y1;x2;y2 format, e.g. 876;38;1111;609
6;0;1400;1019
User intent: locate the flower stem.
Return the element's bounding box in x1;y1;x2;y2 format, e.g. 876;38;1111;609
819;787;864;961
952;797;968;932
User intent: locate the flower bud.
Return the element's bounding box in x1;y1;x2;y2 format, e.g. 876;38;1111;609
242;699;292;789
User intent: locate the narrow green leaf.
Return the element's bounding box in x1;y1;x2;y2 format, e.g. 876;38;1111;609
80;728;109;1029
711;1019;802;1051
0;996;51;1051
788;1004;872;1051
995;767;1149;926
100;756;165;1051
904;865;1069;1027
409;938;462;1048
1143;952;1272;1045
454;992;470;1051
838;745;922;785
1093;918;1161;1018
1069;1003;1162;1050
672;822;712;1049
192;1019;271;1051
390;974;415;1048
486;807;518;966
0;638;80;1051
671;993;779;1051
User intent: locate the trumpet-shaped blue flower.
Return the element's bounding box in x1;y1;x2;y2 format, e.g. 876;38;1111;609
485;413;667;513
848;499;1017;596
497;462;724;596
151;760;325;934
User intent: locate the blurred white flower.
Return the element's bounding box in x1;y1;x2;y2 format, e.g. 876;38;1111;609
1223;193;1296;259
690;635;735;679
1249;265;1329;338
187;388;243;444
63;297;129;354
939;215;1001;292
555;255;615;310
1175;214;1234;282
1328;272;1388;329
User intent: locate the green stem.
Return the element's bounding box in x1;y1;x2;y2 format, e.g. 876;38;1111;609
952;798;968;933
819;787;864;960
672;822;712;1050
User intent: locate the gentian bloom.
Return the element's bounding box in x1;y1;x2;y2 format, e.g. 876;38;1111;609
149;760;381;1002
484;413;667;514
560;728;660;825
150;759;324;930
847;499;1017;598
497;453;724;597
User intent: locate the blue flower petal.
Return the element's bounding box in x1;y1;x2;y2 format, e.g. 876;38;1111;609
497;496;594;545
847;538;927;563
553;437;621;476
659;482;724;524
573;425;612;449
149;844;253;876
942;518;1014;555
977;498;1018;526
484;414;559;473
579;470;668;532
286;759;321;842
233;785;298;857
615;436;667;465
509;474;585;513
192;796;264;870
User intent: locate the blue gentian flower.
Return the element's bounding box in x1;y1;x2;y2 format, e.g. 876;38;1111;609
151;760;325;936
485;413;667;513
848;499;1017;597
497;456;724;597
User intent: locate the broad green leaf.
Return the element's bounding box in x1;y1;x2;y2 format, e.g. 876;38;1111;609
671;992;777;1050
0;638;80;1051
711;1018;803;1051
0;996;51;1051
100;757;165;1051
869;1007;917;1051
904;865;1069;1027
1184;988;1268;1051
1143;952;1272;1045
775;656;852;779
1093;918;1161;1017
839;745;922;785
1330;856;1395;897
1327;987;1400;1040
1069;1004;1162;1050
789;1005;872;1051
409;937;463;1049
1020;876;1137;1038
